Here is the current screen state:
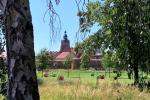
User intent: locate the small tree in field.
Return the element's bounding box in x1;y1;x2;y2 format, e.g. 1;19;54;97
102;51;121;78
63;55;72;77
80;52;90;70
36;48;52;77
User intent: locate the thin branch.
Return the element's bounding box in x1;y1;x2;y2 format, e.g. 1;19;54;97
75;0;88;11
74;0;90;41
44;0;61;42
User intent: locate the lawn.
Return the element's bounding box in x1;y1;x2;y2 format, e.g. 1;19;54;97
37;69;150;100
1;70;150;100
38;69;133;83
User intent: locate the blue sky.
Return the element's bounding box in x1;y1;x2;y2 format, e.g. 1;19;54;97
30;0;98;54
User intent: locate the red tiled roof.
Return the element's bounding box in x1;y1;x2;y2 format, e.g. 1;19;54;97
56;52;70;59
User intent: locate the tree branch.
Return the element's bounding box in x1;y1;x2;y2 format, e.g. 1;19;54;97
0;0;7;15
44;0;61;42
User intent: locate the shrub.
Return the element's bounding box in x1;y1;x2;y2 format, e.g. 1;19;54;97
43;72;49;77
97;75;105;80
100;75;104;79
57;75;64;81
91;73;94;76
51;74;56;77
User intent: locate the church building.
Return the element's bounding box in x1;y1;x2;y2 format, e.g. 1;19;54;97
53;31;101;69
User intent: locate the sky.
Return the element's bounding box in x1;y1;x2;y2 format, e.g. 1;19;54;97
30;0;98;54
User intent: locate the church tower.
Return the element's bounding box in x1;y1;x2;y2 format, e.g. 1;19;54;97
59;31;71;53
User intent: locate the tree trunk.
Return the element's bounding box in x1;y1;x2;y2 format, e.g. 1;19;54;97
5;0;39;100
109;67;110;78
42;68;43;77
67;66;69;78
133;64;139;84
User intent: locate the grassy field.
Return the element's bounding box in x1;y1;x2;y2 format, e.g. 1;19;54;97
38;69;133;82
1;70;150;100
38;69;150;100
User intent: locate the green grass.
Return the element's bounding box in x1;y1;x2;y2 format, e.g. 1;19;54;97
37;69;150;100
1;69;149;100
0;95;4;100
38;69;150;100
37;69;133;84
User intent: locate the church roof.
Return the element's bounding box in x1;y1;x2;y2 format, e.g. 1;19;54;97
56;52;70;59
55;51;76;60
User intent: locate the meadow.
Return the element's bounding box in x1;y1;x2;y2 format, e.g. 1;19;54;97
38;69;150;100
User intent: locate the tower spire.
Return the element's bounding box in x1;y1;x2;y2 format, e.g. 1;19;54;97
59;30;70;52
63;30;68;41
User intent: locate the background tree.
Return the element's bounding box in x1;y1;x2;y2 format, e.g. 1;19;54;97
74;42;84;55
78;0;150;84
102;51;123;78
80;51;90;69
36;48;52;77
63;55;72;77
102;52;114;78
75;32;102;70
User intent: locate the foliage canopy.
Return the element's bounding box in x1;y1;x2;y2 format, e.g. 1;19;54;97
78;0;150;83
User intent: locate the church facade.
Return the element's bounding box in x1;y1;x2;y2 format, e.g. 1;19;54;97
52;31;101;69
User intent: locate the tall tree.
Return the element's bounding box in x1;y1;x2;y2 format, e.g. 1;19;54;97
0;0;39;99
78;0;150;84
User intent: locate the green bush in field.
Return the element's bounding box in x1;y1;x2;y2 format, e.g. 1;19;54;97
51;74;56;77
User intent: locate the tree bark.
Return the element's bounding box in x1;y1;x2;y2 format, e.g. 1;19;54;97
5;0;39;100
133;63;139;84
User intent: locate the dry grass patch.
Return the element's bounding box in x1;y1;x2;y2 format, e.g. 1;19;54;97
39;79;150;100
